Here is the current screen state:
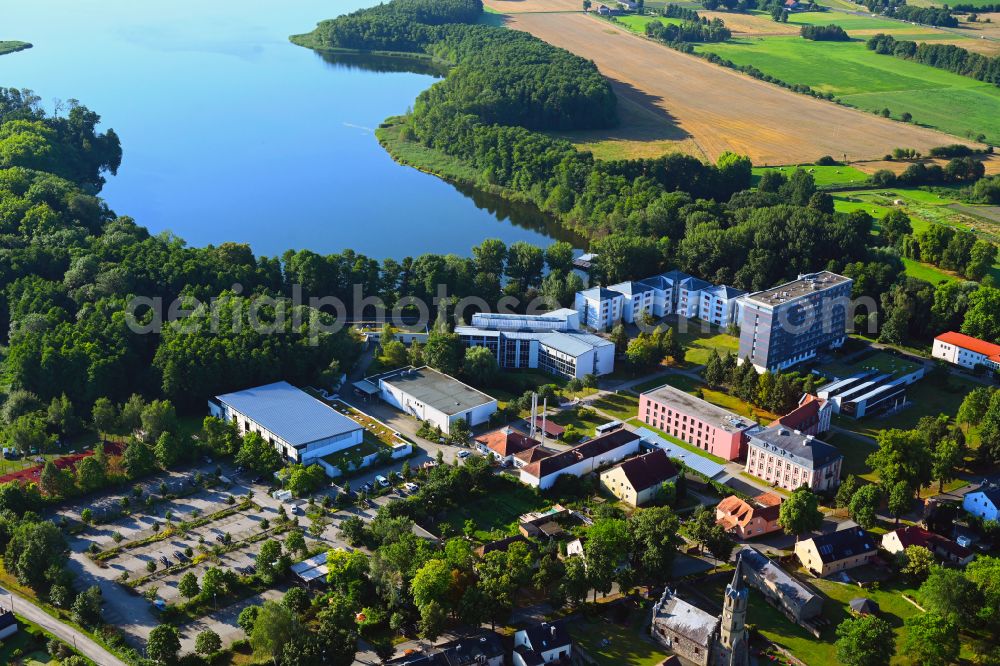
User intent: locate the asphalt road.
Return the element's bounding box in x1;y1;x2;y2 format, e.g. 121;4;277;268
0;586;130;666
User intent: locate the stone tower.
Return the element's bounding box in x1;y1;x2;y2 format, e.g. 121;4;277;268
714;554;750;666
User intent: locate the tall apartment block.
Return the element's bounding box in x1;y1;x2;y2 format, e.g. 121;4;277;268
738;272;853;373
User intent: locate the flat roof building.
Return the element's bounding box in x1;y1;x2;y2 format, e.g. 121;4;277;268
638;384;759;461
746;425;842;492
456;325;615;380
210;381;363;462
375;366;497;435
738;271;853;373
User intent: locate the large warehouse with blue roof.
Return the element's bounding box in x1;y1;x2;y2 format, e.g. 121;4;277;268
209;381;363;462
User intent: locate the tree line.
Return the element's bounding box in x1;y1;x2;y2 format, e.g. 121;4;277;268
303;0;617;131
645;16;732;43
867;33;1000;87
891;5;959;27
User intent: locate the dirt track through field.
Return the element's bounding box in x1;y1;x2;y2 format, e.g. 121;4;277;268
489;5;978;163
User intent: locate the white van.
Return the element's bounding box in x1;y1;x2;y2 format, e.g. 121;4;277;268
375;475;390;488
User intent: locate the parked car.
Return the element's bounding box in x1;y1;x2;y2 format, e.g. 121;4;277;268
361;481;374;492
375;475;390;488
152;599;167;611
159;556;170;566
403;482;419;493
458;450;471;459
292;506;304;515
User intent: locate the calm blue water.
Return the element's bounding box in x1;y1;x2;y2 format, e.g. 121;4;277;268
0;0;573;258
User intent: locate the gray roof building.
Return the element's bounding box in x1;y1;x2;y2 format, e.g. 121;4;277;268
380;367;494;416
749;426;842;470
642;384;758;436
214;381;362;448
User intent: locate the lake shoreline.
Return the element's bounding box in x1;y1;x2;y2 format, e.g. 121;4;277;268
0;41;32;56
375;118;594;248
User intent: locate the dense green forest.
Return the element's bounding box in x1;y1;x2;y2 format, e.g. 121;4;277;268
296;0;616;131
867;34;1000;87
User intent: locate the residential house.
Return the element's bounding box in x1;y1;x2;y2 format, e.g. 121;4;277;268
933;331;1000;372
795;528;878;577
737;546;823;625
0;608;18;640
639;383;759;461
475;534;537;558
770;394;832;436
519;429;642;490
745;426;842;492
386;631;505;666
598;449;679;507
513;621;573;666
964;486;1000;521
514;445;557;470
475;427;540;465
715;493;783;540
882;525;974;566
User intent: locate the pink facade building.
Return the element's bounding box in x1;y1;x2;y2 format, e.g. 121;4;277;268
638;384;758;461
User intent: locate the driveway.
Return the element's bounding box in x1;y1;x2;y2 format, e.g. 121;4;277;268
0;587;129;666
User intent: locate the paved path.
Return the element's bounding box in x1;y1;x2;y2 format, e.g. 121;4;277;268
0;588;130;666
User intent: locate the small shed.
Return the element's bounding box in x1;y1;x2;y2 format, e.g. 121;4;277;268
849;598;879;615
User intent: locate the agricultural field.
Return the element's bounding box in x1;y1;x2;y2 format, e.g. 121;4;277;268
487;5;970;164
697;36;1000;144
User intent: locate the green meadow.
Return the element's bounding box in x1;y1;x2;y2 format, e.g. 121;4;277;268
613;14;682;34
753;164;870;187
697;37;1000;144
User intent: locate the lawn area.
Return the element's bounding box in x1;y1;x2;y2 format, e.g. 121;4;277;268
320;432;387;470
591;392;641;421
826;432;877;482
662;316;739;366
549;406;608;436
700;571;922;665
696;36;1000;144
901;256;958;284
753;164;871;188
439;477;547;540
814;349;922;381
569;616;670;666
631;372;779;423
626;417;729;464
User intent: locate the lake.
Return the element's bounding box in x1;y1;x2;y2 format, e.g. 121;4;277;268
0;0;577;258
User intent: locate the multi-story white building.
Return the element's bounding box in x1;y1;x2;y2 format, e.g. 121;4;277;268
456;326;614;379
699;285;747;328
576;270;744;330
932;331;1000;372
606;281;656;323
745;425;842;493
469;308;579;332
574;287;624;330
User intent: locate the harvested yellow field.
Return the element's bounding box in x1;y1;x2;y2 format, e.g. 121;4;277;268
487;0;581;12
489;8;978;164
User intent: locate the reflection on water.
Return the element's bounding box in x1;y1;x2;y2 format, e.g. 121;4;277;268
314;50;448;77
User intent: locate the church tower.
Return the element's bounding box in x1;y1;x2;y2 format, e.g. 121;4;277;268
714;554;750;666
